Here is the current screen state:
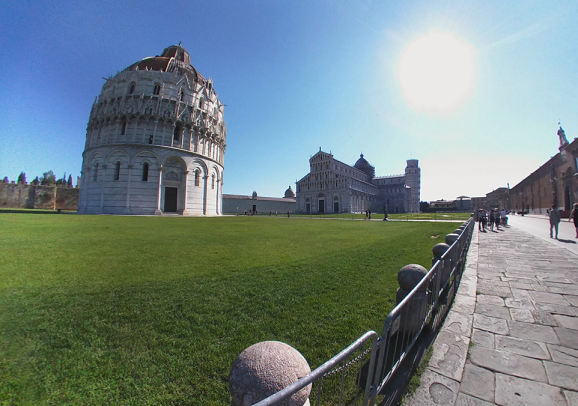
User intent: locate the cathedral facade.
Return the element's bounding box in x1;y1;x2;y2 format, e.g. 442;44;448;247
296;150;420;214
78;44;226;215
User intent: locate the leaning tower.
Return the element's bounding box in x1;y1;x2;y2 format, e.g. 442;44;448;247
78;44;226;215
405;159;421;212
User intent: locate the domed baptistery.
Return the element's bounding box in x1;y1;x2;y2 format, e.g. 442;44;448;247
78;44;226;215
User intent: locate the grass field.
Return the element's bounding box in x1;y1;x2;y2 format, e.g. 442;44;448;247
0;214;459;405
228;212;473;221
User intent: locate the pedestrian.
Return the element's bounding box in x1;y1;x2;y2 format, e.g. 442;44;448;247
365;210;368;220
477;209;484;231
489;209;495;231
569;203;578;238
287;211;290;218
500;209;507;226
482;209;488;233
369;210;372;220
494;209;501;230
548;205;561;239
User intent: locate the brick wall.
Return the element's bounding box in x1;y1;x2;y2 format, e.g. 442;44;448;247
0;184;79;210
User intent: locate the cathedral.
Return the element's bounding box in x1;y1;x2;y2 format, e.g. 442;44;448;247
296;150;420;214
78;44;226;215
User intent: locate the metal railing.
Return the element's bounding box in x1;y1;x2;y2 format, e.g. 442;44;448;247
253;218;474;406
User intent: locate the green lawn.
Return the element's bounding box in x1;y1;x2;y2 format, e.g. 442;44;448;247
0;214;459;405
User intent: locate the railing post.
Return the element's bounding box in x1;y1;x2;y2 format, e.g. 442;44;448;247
396;264;429;336
229;341;312;406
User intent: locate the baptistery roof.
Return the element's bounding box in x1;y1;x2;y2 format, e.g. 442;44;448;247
123;44;208;84
354;154;375;177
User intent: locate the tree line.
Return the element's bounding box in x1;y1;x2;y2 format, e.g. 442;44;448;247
2;171;74;187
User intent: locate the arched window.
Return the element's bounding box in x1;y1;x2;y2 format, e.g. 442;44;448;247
121;119;127;135
211;174;215;189
142;163;149;181
199;98;204;109
195;170;200;186
94;163;99;181
153;83;161;95
114;161;121;181
173;124;181;141
129;82;135;95
148;135;154;144
179;90;185;102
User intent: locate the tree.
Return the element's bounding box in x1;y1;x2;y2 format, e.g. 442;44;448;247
67;174;73;187
40;170;56;185
17;172;27;184
2;176;9;184
31;176;40;185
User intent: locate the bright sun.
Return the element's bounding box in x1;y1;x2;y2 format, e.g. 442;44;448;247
398;32;476;114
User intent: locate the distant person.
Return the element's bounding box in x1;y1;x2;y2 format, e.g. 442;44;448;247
369;210;372;220
269;211;271;216
287;211;290;218
500;209;507;226
494;209;501;230
477;209;484;231
548;205;561;239
489;209;495;231
569;203;578;238
365;210;368;220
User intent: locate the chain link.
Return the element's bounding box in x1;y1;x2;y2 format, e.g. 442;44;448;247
322;346;373;378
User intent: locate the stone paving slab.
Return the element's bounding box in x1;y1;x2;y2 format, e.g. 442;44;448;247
429;331;470;381
455;393;493;406
564;390;578;405
407;368;460;405
494;335;550;360
494;374;567;406
459;363;495;403
407;224;578;406
473;314;509;335
469;347;548;382
547;344;578;367
544;361;578;391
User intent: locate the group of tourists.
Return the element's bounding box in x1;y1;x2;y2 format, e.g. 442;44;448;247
476;208;508;232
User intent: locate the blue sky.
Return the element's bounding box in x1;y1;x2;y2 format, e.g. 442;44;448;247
1;0;576;202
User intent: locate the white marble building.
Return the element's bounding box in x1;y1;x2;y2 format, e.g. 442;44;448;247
78;44;226;215
296;150;420;214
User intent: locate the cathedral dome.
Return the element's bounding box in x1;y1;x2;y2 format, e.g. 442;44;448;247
284;186;295;198
354;154;375;177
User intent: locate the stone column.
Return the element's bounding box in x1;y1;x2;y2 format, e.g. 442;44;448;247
203;174;208;215
125;164;133;214
154;166;163;215
181;170;190;215
100;164;107;213
229;341;311;406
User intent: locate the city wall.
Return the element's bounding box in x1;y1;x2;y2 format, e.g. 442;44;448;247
0;184;79;211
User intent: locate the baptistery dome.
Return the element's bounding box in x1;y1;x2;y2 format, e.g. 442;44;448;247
78;44;226;215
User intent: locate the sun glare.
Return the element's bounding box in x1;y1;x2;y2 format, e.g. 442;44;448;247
398;32;476;114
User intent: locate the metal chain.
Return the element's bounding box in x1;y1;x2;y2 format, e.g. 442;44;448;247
322;346;373;378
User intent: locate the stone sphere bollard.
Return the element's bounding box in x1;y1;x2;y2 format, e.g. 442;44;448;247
396;264;429;336
229;341;311;406
432;243;451;285
453;229;462;235
445;233;459;245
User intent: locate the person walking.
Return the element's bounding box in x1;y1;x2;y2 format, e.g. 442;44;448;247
489;209;495;231
477;209;484;231
569;203;578;238
494;209;501;230
500;209;507;226
549;205;561;239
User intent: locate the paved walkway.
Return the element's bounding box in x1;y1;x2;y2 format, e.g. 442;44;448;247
406;223;578;405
